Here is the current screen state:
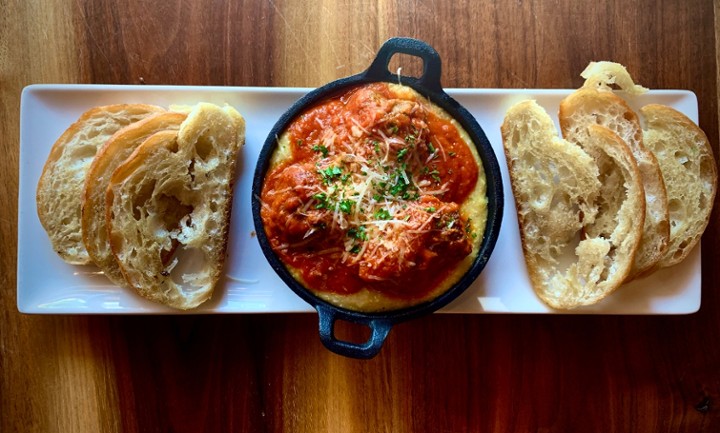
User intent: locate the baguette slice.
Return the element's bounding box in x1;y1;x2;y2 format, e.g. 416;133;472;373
502;100;644;309
640;104;718;268
36;104;164;264
106;103;245;309
81;112;188;286
559;63;669;278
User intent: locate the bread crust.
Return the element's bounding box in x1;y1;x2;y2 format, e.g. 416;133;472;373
36;104;164;264
640;104;718;268
559;88;670;278
81;112;187;286
580;61;649;95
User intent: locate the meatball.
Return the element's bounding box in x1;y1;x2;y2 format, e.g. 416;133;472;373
261;163;332;245
358;196;471;282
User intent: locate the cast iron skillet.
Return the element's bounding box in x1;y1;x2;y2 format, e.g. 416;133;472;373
251;37;503;359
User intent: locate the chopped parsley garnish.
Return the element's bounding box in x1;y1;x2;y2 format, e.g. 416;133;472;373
312;144;329;157
389;177;408;196
465;219;477;239
339;199;355;214
296;139;304;147
403;191;420;200
319;166;343;184
396;147;408;161
350;244;361;254
374;208;391;220
347;226;368;241
385;170;420;201
313;193;330;209
425;207;436;213
428;169;441;183
387;123;399;135
427;142;436;153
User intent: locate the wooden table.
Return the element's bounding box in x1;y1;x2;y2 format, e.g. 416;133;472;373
2;0;719;431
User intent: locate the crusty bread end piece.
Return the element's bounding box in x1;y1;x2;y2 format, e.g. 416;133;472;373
559;86;669;278
81;112;188;286
640;104;718;268
502;100;644;309
106;103;245;309
36;104;164;264
580;61;649;95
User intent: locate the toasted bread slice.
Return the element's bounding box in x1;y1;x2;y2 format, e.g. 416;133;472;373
106;104;245;309
559;72;669;278
81;112;188;286
36;104;164;264
640;104;718;268
502;100;644;309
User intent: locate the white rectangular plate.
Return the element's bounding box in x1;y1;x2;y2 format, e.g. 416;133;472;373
18;84;701;314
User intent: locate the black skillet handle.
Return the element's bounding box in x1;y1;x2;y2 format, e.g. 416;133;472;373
364;37;443;94
317;304;393;359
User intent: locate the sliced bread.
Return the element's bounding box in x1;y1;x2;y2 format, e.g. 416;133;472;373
36;104;164;264
559;65;669;278
106;104;245;309
81;112;188;286
502;100;644;309
640;104;718;268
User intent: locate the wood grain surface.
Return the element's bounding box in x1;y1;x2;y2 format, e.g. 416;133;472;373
2;0;720;431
